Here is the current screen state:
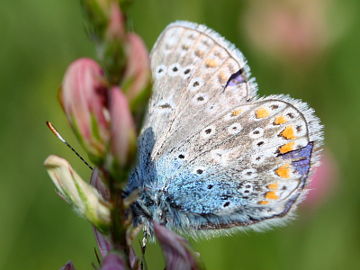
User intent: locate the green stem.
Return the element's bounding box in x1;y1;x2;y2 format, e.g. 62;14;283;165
103;169;131;267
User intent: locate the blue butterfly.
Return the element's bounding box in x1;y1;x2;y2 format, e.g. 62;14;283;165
126;21;323;237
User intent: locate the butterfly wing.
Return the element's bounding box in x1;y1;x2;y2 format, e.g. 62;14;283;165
130;21;323;235
155;96;322;234
142;21;258;160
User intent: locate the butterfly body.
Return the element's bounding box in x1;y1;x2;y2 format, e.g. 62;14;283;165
126;21;323;237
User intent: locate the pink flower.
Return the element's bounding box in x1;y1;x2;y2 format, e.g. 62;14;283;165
109;87;136;170
60;58;110;162
122;33;151;106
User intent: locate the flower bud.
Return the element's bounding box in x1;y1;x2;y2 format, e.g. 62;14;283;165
60;58;110;163
44;155;111;231
94;227;112;258
154;223;203;270
90;168;111;201
106;2;126;41
108;87;136;174
122;33;151;109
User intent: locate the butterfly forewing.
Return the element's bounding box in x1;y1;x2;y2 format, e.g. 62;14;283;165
144;21;258;159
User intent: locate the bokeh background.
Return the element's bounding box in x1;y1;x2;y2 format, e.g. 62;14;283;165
1;0;359;269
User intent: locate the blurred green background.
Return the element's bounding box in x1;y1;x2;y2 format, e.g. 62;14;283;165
1;0;359;269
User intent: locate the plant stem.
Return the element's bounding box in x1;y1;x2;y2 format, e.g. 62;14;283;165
104;169;131;267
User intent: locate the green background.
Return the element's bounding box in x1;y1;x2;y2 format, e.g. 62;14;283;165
1;0;359;269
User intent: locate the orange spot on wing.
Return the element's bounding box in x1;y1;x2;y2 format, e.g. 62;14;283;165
195;50;205;58
231;109;241;116
275;164;291;178
255;108;270;119
274;115;287;125
280;126;296;140
218;72;228;84
258;200;269;205
205;59;218;68
265;191;279;200
267;183;279;190
279;142;295;154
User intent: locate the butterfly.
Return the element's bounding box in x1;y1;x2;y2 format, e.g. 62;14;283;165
126;21;323;238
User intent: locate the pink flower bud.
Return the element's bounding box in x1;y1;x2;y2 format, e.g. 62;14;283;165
109;87;136;169
60;58;110;161
106;2;126;40
122;33;151;106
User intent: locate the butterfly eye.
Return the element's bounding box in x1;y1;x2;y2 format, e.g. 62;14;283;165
207;185;213;189
178;154;185;159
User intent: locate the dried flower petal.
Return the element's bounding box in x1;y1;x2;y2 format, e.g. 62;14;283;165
44;155;111;231
154;223;203;270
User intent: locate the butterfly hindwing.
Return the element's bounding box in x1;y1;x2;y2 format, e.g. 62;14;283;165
155;96;322;233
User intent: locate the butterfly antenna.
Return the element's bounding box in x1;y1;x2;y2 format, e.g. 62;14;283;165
46;121;94;170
